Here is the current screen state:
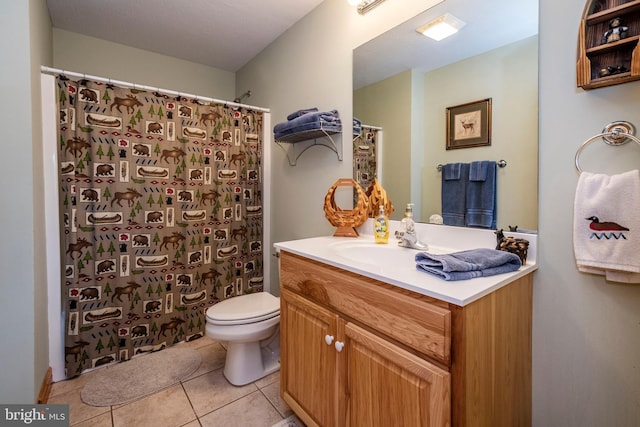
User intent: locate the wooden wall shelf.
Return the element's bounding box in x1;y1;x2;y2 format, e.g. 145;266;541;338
577;0;640;90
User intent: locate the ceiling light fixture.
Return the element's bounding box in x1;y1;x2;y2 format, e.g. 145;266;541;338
416;13;466;41
348;0;387;15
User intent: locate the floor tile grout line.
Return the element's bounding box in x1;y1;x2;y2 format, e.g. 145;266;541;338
179;381;201;426
190;386;275;421
258;385;287;419
183;364;224;383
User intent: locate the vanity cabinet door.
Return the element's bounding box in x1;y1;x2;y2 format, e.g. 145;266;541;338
281;288;341;427
344;322;451;427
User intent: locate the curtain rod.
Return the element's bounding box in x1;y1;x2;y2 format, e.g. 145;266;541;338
40;66;270;113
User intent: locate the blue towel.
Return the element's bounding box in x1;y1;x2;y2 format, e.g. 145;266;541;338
274;120;342;140
286;108;318;121
441;163;468;227
469;161;489;181
443;163;462;180
415;248;521;281
273;110;341;138
466;161;497;229
353;117;362;136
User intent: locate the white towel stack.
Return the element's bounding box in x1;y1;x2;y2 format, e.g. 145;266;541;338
573;170;640;283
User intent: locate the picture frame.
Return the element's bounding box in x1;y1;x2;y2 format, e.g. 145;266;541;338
446;98;492;150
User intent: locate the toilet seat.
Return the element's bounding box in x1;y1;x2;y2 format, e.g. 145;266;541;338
206;292;280;325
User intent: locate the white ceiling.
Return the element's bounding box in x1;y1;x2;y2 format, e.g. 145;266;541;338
46;0;538;90
353;0;538;89
46;0;325;72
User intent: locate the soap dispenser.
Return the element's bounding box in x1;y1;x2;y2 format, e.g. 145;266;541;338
374;205;389;244
401;203;415;234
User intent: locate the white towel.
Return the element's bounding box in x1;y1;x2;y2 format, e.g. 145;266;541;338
573;170;640;282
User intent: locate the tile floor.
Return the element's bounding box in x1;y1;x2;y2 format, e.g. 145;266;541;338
48;336;297;427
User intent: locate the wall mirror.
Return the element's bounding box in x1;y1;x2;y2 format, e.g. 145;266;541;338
353;0;539;232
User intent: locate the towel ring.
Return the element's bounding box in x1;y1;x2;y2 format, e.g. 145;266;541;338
574;121;640;173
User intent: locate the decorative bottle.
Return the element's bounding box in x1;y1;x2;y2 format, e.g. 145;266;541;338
401;203;415;234
374;205;389;244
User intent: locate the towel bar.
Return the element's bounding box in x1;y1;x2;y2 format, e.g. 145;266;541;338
574;121;640;173
437;159;506;171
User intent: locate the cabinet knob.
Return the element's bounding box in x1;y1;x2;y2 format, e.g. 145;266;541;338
325;335;334;345
335;341;344;352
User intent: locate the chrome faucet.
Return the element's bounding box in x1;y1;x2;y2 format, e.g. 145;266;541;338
395;203;429;250
395;228;429;250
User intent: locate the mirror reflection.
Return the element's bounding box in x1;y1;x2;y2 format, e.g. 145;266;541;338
353;0;539;232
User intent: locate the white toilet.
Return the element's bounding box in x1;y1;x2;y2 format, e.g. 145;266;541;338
205;292;281;386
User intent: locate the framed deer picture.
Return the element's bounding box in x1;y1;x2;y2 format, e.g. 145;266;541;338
446;98;492;150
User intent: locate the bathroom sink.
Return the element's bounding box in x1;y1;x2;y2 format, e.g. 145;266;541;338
328;240;454;269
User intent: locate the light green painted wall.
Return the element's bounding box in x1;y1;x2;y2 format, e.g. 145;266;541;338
353;70;412;220
236;0;442;294
536;0;640;425
53;29;236;101
423;35;538;230
30;0;53;400
354;36;537;228
0;0;35;404
0;0;52;403
410;69;425;221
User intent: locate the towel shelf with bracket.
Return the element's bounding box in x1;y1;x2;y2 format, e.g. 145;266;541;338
275;128;342;166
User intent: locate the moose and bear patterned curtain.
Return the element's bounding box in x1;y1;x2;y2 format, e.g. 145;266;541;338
353;126;379;194
57;76;264;377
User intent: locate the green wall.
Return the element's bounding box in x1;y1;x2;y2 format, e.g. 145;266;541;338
354;36;538;229
53;29;236;101
0;0;52;403
353;70;413;220
422;35;538;230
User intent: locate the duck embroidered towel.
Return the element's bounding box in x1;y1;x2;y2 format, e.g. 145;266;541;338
573;170;640;281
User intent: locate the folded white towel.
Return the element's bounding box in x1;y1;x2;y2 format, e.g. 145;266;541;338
573;170;640;282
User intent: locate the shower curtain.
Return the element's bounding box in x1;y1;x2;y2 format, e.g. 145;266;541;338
56;76;264;377
353;125;379;191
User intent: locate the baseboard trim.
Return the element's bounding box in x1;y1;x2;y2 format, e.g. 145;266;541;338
37;367;53;404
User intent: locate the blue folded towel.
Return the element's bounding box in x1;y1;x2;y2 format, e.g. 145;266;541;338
442;163;468;227
466;161;497;229
287;108;318;121
353;117;362;136
415;248;521;281
274;110;341;135
274;120;342;140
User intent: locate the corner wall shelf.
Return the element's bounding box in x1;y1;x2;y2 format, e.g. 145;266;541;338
577;0;640;90
275;128;342;166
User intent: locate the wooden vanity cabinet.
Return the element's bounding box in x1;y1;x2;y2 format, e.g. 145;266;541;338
279;251;533;427
280;289;342;426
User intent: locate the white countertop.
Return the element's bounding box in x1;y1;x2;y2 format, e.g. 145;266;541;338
274;221;538;306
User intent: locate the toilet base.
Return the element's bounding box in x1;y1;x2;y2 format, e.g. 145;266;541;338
223;332;280;386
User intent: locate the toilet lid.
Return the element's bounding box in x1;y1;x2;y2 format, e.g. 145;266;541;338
206;292;280;324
